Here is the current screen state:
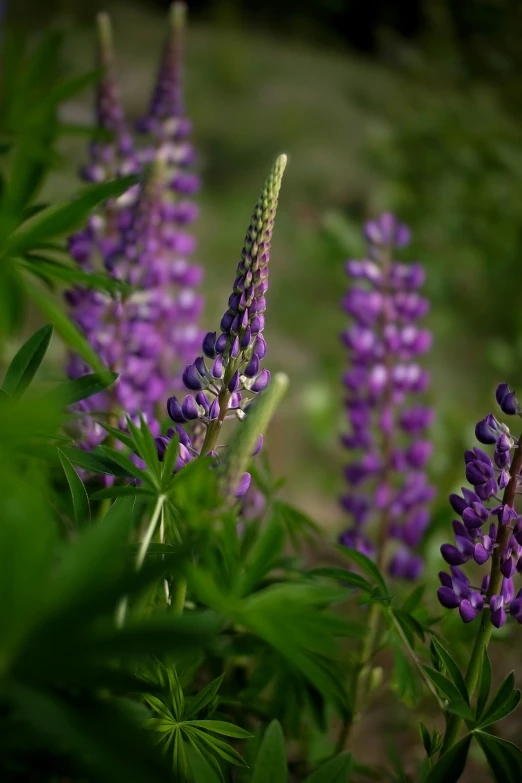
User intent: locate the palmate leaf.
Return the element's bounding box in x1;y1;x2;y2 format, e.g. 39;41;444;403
143;672;249;778
185;726;248;767
188;720;253;739
185;742;222;783
183;674;224;720
2;323;53;397
236;511;285;596
251;719;287;783
189;572;358;710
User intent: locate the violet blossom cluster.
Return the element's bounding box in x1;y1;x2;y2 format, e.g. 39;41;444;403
339;213;434;578
437;383;522;627
65;5;203;451
155;154;287;495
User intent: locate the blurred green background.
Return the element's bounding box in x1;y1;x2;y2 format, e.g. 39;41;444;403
4;0;522;777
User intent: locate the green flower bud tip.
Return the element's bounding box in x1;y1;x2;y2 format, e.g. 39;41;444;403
96;12;114;65
170;1;187;29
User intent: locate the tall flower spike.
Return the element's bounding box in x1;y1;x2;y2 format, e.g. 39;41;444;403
65;10;203;458
438;385;522;627
136;2;187;139
339;212;434;579
161;154;288;492
136;1;202;370
80;12;139;185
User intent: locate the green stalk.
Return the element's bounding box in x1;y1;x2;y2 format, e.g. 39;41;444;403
116;494;166;627
440;431;522;755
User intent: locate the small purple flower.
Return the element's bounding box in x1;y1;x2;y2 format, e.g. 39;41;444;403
339;214;434;578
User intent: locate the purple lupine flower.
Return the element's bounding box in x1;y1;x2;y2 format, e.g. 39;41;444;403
438;383;522;627
65;10;203;455
135;1;202;372
158;155;287;494
338;213;434;578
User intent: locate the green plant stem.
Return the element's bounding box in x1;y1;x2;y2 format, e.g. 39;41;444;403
389;609;445;711
335;601;381;752
440;430;522;756
116;494;165;628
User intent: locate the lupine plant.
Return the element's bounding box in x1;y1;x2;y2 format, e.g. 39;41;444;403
66;4;203;453
2;6;522;783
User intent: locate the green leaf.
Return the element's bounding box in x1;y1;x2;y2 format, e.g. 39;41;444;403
237;512;285;596
401;584;426;613
304;751;353;782
252;719;287;783
476;645;492;720
219;373;289;492
91;486;156;500
160;430;180;485
56;445;131;478
420;721;431;756
425;734;472;783
186;726;248;767
99;422;137;451
58;449;90;525
308;567;374;594
431;638;468;703
2;176;138;258
24;278;108;376
337;545;389;597
2;324;53;398
446;699;474;722
393;609;425;644
46;371;118;406
185;741;222;783
95;445;151;484
422;667;463;704
20;255;124;293
188;720;253;739
475;732;522;783
273;500;320;548
478;672;520;728
183;674;224;720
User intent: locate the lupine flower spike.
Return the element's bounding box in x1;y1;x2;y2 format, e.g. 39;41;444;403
136;1;202;372
339;213;434;578
66;10;203;454
438;383;522;627
160;154;288;496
